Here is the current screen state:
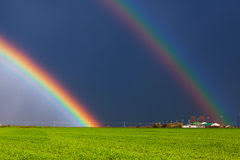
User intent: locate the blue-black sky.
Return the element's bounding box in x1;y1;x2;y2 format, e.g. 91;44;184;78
0;0;240;124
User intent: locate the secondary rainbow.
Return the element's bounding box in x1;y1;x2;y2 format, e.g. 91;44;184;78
0;36;100;127
100;0;227;122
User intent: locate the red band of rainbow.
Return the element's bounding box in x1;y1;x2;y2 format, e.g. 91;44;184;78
0;36;100;127
100;0;226;122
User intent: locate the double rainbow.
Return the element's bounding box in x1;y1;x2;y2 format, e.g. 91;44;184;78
0;36;100;127
0;0;228;125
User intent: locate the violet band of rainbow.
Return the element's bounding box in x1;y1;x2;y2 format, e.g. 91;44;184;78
100;0;227;122
0;37;100;127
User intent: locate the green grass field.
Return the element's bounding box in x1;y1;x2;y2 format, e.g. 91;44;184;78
0;128;239;159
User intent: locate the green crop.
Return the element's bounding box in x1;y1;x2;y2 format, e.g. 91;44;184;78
0;127;239;159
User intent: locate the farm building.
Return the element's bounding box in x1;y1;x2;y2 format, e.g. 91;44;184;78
182;125;198;128
193;122;201;125
211;123;220;127
182;122;221;128
203;123;212;128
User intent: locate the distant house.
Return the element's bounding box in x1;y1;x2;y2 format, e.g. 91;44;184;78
211;123;220;127
191;122;205;128
183;122;222;128
225;125;232;128
203;123;212;128
204;123;212;125
182;125;198;128
193;122;201;125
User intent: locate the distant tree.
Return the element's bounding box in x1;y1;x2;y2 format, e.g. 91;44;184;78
198;115;205;122
166;122;181;128
220;120;224;127
153;123;161;128
190;116;196;123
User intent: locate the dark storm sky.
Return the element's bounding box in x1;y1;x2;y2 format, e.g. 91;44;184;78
0;0;240;123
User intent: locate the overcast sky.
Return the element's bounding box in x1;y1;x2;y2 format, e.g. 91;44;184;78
0;0;239;124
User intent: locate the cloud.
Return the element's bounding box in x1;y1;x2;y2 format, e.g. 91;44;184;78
0;59;75;126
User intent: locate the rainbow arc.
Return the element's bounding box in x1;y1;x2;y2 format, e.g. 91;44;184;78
100;0;227;122
0;36;100;127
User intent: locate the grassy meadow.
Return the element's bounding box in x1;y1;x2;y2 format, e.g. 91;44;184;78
0;127;239;159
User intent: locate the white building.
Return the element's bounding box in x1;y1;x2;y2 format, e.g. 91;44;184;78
211;123;220;127
182;125;198;128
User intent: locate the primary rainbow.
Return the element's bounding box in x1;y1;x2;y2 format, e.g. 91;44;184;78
0;36;100;127
100;0;227;122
